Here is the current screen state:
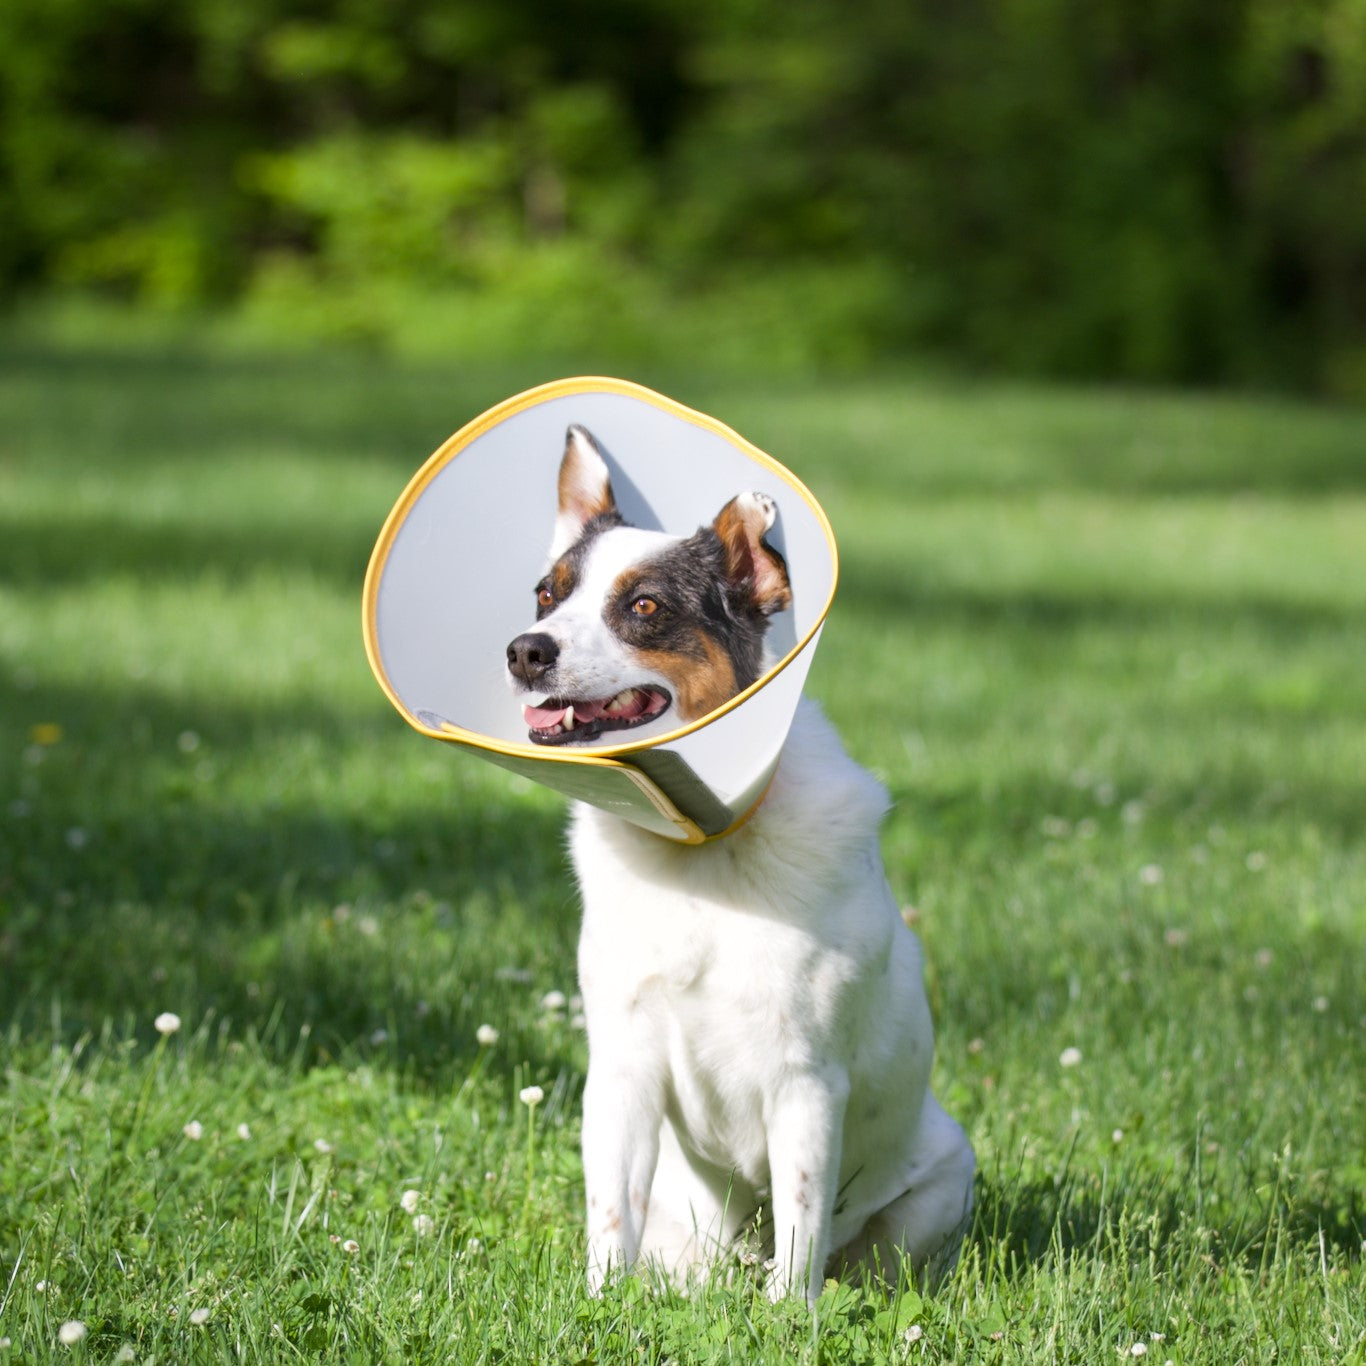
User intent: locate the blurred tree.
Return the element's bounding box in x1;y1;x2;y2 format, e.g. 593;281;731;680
1;0;1363;388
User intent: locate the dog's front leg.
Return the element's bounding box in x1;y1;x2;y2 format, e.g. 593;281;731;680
766;1068;850;1306
581;1060;664;1295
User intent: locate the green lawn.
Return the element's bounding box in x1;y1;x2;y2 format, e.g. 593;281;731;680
1;335;1363;1363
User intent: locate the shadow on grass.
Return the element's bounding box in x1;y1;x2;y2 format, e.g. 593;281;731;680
0;342;528;468
6;341;1366;497
839;556;1366;632
5;505;1365;649
0;509;379;589
0;672;583;1087
1;803;583;1088
5;652;1362;1075
970;1159;1365;1273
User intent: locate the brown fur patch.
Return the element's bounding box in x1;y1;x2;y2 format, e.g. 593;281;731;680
712;496;792;615
635;634;739;722
550;559;577;603
558;427;617;525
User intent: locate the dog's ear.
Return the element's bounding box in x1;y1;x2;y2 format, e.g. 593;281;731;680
550;425;619;559
712;491;792;616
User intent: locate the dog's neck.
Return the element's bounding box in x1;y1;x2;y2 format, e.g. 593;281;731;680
576;700;891;893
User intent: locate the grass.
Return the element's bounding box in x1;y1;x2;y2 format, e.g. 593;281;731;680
1;331;1363;1363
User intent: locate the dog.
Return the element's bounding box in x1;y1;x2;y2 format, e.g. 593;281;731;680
505;424;975;1304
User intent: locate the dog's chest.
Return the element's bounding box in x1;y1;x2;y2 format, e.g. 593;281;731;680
575;825;863;1175
582;876;837;1031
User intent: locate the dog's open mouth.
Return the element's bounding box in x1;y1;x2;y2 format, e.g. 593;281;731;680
523;686;671;745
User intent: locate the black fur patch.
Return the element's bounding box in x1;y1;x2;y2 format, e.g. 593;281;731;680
535;511;624;619
608;527;769;691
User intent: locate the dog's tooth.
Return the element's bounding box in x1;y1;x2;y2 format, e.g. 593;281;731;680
564;703;575;729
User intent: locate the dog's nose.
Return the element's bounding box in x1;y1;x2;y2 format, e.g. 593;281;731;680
507;631;559;686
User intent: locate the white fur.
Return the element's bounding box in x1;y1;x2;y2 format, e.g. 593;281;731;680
573;698;975;1304
549;426;616;560
529;526;683;704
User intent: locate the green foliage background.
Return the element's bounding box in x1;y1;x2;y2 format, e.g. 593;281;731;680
3;0;1366;389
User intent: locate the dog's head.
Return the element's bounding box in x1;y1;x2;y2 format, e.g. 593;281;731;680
505;424;792;745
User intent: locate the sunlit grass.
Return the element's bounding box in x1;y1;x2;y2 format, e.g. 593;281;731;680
1;336;1362;1361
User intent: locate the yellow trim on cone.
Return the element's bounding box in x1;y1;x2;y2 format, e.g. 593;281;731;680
361;375;838;769
432;720;710;844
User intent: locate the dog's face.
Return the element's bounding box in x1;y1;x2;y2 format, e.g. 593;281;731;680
506;424;792;745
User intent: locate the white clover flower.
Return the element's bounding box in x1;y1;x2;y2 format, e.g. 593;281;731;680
540;990;567;1011
343;1239;360;1254
1139;864;1164;886
313;1138;333;1154
183;1120;204;1141
400;1189;421;1214
58;1321;88;1346
369;1028;389;1046
904;1324;924;1343
475;1024;499;1046
189;1307;210;1326
178;731;201;753
1059;1046;1083;1068
236;1123;252;1141
1128;1344;1148;1358
154;1011;182;1035
412;1214;436;1237
1112;1129;1125;1144
519;1085;544;1107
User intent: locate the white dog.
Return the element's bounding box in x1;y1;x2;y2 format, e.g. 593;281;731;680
506;425;975;1304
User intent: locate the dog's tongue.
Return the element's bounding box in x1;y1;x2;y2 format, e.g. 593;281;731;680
523;701;566;730
523;697;608;730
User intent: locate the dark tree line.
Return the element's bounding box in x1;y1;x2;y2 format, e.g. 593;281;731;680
3;0;1364;389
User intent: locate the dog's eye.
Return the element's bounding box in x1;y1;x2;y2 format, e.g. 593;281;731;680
537;586;555;610
632;596;659;617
